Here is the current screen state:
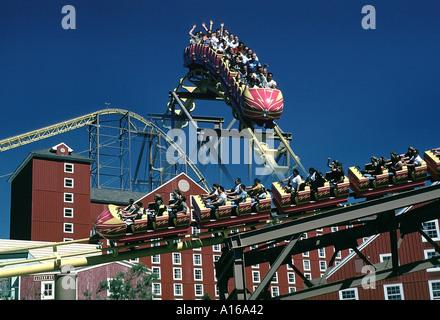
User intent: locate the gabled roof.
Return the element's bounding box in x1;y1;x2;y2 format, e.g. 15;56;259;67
7;143;94;183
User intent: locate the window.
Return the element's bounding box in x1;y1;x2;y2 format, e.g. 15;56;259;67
173;253;181;265
383;284;404;300
151;255;160;264
64;163;74;173
303;260;311;271
380;253;392;262
318;248;326;258
173;268;182;281
64;193;73;203
287;272;296;284
422;220;440;242
194;284;204;297
271;286;279;297
339;288;359;300
319;261;327;272
64;208;73;218
63;223;73;233
429;280;440;300
424;249;440;272
153;283;161;296
152;267;161;280
193;254;202;266
271;272;278;284
252;271;260;283
41;281;55;300
194;268;203;281
174;283;183;297
64;178;74;188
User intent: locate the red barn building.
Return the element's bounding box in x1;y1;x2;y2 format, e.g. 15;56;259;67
9;143;95;242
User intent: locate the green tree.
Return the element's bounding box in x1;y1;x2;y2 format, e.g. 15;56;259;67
84;263;157;300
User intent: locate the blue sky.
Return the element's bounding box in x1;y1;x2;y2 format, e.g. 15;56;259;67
0;0;439;239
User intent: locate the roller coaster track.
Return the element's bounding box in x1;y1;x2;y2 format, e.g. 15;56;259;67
0;217;273;278
217;183;440;300
168;44;307;179
1;182;439;299
0;108;209;191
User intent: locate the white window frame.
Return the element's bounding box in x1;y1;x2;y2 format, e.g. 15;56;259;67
152;266;161;280
271;286;279;297
424;249;440;272
153;283;161;296
383;283;404;300
319;260;327;272
303;260;311;271
252;271;260;283
271;272;278;284
64;192;74;203
194;268;203;281
63;223;73;234
173;267;182;281
193;254;202;266
64;178;74;188
173;253;181;265
287;272;296;284
339;288;359;300
151;254;160;264
380;253;392;263
63;207;74;218
194;284;204;297
422;220;440;242
428;280;440;300
64;163;74;173
41;281;55;300
174;283;183;297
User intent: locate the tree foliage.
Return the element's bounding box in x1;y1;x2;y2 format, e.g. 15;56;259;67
84;263;157;300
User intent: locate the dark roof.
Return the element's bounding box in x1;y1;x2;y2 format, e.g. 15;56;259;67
29;147;94;164
8;147;94;183
91;188;146;205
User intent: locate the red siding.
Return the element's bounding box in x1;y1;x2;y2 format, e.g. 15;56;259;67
31;158;91;242
314;224;440;300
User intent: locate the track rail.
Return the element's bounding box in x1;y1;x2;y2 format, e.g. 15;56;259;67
0;108;209;190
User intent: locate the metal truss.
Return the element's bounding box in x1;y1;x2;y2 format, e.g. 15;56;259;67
0;108;209;192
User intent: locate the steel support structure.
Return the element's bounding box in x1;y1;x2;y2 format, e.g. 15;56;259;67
216;184;440;300
168;68;304;185
89;111;132;191
0;233;226;279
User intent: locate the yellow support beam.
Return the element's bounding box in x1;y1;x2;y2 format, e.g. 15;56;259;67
0;235;226;279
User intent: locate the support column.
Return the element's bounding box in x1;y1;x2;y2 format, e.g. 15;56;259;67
233;249;248;300
55;266;77;300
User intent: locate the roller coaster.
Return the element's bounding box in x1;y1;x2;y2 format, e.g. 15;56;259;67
1;37;440;301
